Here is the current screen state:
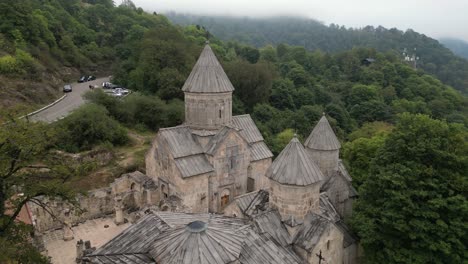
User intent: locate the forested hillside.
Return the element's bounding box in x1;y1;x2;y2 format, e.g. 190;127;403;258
167;14;468;94
440;37;468;59
0;0;184;108
1;2;466;263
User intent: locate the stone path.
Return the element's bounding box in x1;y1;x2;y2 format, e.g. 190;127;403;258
42;217;130;264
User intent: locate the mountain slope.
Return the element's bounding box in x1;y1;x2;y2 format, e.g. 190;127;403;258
0;0;172;108
166;14;468;94
440;37;468;59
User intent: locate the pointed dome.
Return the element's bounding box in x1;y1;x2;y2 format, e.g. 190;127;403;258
182;45;235;93
267;136;325;186
305;115;341;150
150;219;246;264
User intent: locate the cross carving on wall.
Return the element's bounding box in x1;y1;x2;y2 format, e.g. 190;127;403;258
316;250;326;264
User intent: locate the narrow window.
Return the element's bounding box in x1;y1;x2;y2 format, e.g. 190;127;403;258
327;240;330;250
219;109;222;119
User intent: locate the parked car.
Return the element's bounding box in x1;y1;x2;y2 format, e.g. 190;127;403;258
102;82;111;88
87;75;96;81
63;84;72;93
112;88;129;97
78;76;87;83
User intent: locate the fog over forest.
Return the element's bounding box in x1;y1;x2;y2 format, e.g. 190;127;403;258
131;0;468;42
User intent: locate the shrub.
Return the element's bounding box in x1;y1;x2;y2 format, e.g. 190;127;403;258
54;104;128;152
0;55;19;74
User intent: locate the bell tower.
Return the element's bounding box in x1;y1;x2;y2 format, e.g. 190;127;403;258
182;44;234;130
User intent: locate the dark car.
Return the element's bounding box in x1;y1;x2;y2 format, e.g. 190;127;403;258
63;84;72;93
78;76;87;83
87;75;96;81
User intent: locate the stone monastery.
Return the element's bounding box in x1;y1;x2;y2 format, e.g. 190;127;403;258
32;44;360;264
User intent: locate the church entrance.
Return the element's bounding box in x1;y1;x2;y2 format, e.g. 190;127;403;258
247;177;255;192
220;189;230;208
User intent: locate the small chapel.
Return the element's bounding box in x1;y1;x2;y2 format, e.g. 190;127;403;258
77;44;361;264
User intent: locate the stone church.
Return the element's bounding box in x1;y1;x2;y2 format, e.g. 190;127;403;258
145;44;273;213
40;44;361;264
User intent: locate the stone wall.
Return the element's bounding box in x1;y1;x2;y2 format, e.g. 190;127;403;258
326;175;352;220
185;92;232;129
170;172;210;213
207;130;251;212
307;223;344;264
306;148;339;179
249;158;272;191
30;188;114;232
269;180;321;222
30;171;158;233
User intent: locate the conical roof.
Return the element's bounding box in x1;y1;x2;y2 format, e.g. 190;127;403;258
266;136;324;186
305;115;341;150
149;219;246;264
181;45;235;93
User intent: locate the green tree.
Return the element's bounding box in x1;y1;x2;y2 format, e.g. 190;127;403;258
0;115;84;263
55;104;128;152
224;60;273;111
352;113;468;263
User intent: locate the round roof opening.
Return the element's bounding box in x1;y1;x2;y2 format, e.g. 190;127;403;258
186;221;208;233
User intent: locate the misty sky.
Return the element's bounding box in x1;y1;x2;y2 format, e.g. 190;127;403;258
130;0;468;42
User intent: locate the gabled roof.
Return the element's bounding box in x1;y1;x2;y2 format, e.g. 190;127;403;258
232;115;273;161
293;213;332;253
174;154;214;178
159;126;204;159
238;189;269;217
239;229;302;264
250;141;273;161
231;115;265;143
253;210;292;247
321;163;358;198
305;115;341;150
181;45;235;93
267;136;324;186
204;126;248;155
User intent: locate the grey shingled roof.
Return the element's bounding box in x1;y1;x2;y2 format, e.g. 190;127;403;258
159;126;204;158
149;214;250;264
231;115;273;161
305;115;341;150
90;214;170;256
84;254;155;264
181;45;235;93
293;213;331;253
319;193;341;222
250;142;273;161
174;154;214;178
158;126;214;178
231;115;265;143
266;136;324;186
204;127;243;155
231;190;269;217
239;229;302;264
253;210;292;247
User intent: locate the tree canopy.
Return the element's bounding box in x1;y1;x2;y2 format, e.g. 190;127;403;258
351;114;468;263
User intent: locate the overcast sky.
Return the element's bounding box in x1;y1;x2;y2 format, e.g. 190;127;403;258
130;0;468;42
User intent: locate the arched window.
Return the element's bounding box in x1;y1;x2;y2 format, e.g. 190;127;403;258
220;189;230;207
130;183;136;190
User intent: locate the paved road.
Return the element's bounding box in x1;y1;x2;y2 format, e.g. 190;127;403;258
30;77;109;123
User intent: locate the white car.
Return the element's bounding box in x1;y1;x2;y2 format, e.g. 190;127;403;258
112;88;129;97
